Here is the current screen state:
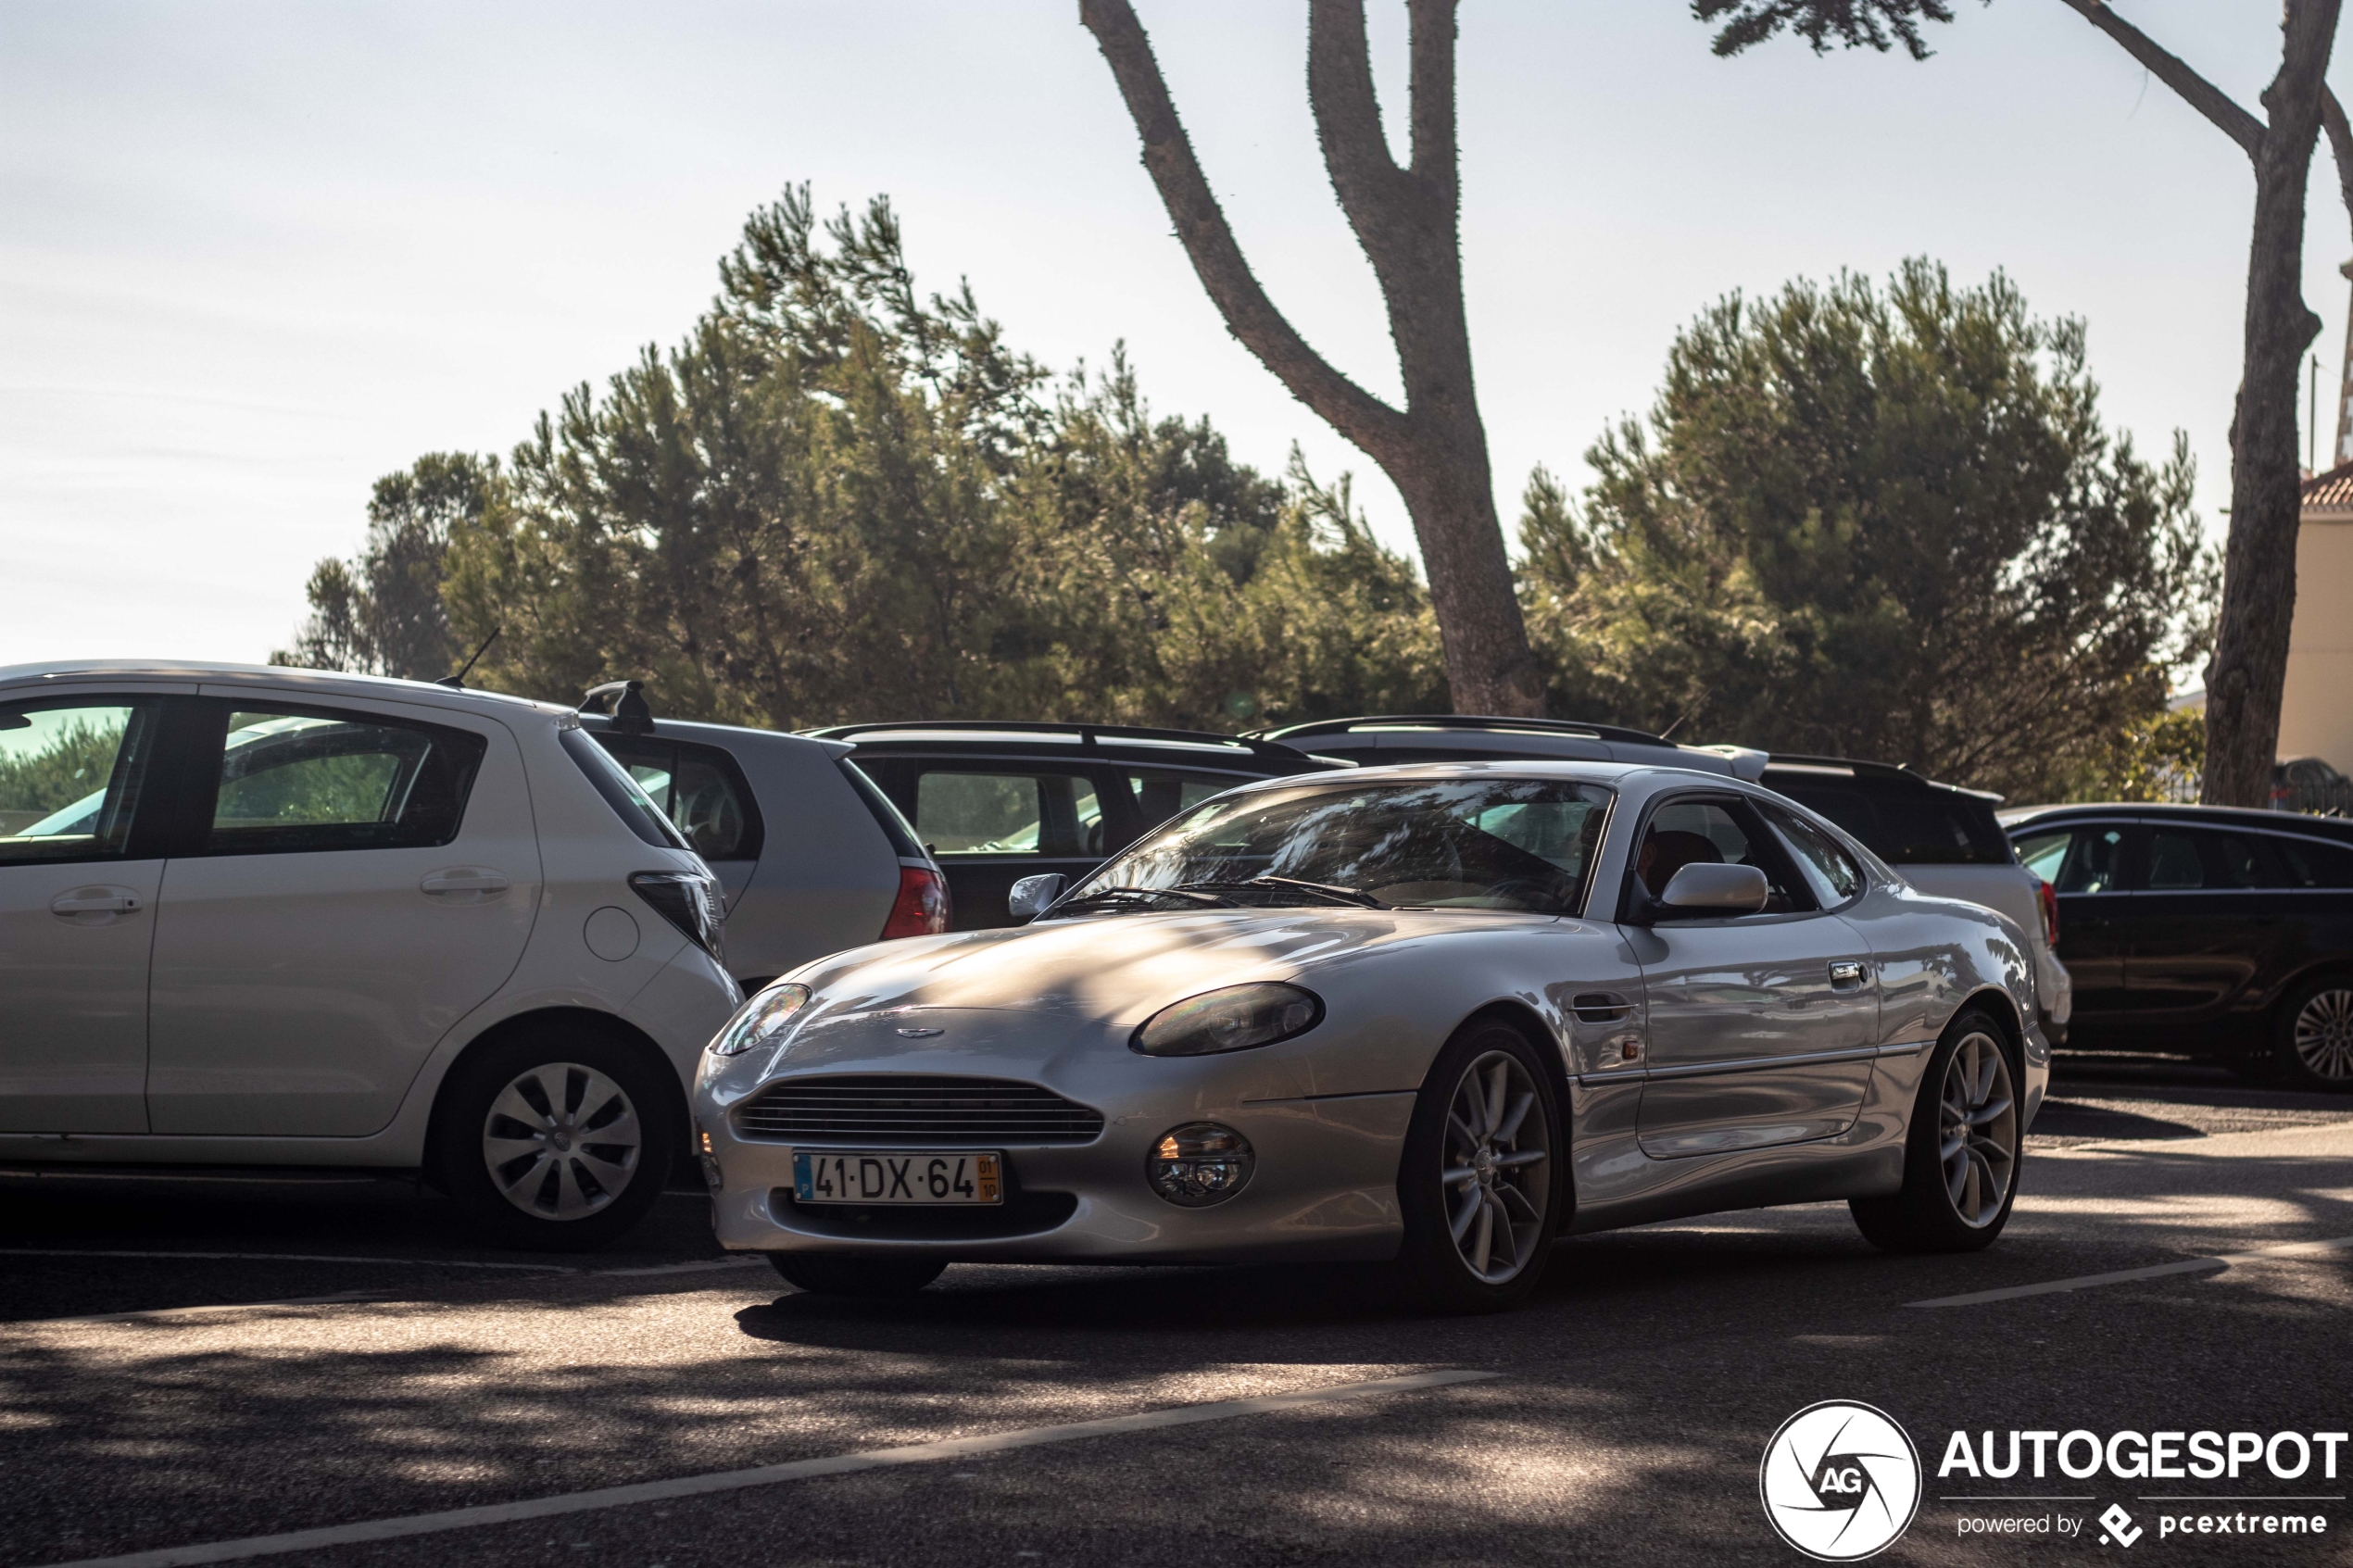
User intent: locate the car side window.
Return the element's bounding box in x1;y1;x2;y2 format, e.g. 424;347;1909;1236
1760;802;1864;907
2050;824;2127;894
915;770;1105;858
2273;834;2353;888
1636;799;1807;914
2146;830;2204;890
594;735;761;861
0;699;163;865
1125;771;1239;834
2013;829;2070;884
200;706;486;856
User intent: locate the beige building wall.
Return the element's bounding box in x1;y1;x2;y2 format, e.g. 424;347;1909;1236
2281;510;2353;771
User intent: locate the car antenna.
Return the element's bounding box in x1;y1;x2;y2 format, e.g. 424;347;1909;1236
436;627;501;690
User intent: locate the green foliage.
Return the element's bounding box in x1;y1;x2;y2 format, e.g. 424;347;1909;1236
2066;706;2206;805
275;454;502;681
1523;260;2216;800
0;716;124;817
430;187;1441;731
1694;0;1965;61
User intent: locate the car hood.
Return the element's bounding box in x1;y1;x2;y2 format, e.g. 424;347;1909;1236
788;906;1557;1030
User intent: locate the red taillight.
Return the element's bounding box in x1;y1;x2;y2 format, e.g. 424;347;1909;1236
2036;878;2061;948
879;864;951;940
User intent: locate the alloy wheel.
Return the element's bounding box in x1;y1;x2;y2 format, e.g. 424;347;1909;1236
1440;1049;1551;1283
1938;1032;2017;1228
2293;988;2353;1083
481;1061;644;1221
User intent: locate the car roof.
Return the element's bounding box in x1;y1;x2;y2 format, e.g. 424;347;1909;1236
578;711;852;759
1761;753;1999;801
0;659;570;720
1252;712;1677;747
1206;757;1745;796
1997;800;2353;843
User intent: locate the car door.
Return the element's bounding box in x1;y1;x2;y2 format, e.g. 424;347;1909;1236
1625;795;1880;1158
860;759;1141;930
2122;825;2293;1034
144;692;542;1136
0;692;176;1132
2012;819;2136;1030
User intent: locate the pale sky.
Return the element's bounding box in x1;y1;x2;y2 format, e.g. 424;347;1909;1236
3;1;2347;670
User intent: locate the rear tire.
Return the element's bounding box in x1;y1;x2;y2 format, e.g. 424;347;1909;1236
2274;974;2353;1093
1850;1009;2021;1254
1395;1017;1566;1314
434;1018;680;1252
767;1254;947;1296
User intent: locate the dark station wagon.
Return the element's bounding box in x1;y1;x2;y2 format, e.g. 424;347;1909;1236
2003;803;2353;1090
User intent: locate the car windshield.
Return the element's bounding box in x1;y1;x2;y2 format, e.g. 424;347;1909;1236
1061;778;1613;914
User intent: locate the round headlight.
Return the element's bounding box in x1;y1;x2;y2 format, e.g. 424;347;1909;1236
709;982;812;1057
1147;1123;1254;1206
1129;983;1324;1058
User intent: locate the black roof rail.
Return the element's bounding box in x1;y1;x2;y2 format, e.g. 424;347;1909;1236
1765;751;2000;801
802;719;1320;763
1248;713;1676;748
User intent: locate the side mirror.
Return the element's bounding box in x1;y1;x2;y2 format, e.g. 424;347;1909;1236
1008;872;1068;922
1657;862;1769;917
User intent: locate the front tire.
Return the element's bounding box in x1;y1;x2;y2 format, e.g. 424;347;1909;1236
1850;1009;2021;1254
1395;1018;1566;1313
2275;974;2353;1093
434;1019;679;1251
768;1254;947;1296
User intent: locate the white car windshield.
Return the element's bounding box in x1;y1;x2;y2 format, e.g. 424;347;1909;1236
1062;778;1613;915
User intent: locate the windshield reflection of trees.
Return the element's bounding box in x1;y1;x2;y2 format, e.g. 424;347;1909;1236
1084;781;1610;913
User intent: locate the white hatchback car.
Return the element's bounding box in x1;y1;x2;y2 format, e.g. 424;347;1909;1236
0;660;742;1248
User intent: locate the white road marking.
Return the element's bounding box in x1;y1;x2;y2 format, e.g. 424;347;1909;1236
1907;1232;2353;1308
25;1369;1499;1568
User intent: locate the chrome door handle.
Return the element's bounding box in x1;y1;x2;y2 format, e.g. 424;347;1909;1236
1828;960;1867;990
421;868;512;896
51;887;140;916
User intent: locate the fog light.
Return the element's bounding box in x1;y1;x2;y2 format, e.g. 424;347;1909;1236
1147;1123;1253;1207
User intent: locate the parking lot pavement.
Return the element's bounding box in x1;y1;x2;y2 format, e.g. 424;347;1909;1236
4;1062;2351;1568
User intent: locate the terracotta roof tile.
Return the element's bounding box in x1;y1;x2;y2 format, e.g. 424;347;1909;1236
2303;458;2353;510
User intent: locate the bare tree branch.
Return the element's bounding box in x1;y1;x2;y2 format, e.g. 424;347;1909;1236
2055;0;2265;160
1307;2;1414;272
2324;85;2353;244
1078;0;1409;454
1406;0;1457;189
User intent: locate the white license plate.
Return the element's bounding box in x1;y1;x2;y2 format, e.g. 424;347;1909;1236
792;1150;1002;1206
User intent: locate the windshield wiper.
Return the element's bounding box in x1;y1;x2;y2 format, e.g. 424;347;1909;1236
1176;875;1382;908
1056;884;1239;913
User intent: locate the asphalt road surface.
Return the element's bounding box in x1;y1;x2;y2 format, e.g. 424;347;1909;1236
4;1057;2351;1568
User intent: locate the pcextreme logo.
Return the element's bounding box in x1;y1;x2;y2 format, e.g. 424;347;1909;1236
1759;1400;1924;1562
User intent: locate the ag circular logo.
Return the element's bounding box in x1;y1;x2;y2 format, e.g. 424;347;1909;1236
1758;1400;1922;1561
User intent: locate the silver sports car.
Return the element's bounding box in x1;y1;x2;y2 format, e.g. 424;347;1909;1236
694;761;2048;1311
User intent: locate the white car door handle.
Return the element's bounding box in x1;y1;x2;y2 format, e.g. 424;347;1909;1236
421;868;512;896
51;887;141;916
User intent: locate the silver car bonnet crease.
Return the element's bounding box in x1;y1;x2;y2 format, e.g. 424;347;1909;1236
695;759;2049;1295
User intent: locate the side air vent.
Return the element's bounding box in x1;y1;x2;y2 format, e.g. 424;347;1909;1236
1570;992;1635;1024
732;1075;1105;1146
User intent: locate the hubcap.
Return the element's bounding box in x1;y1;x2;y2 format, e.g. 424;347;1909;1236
1939;1032;2017;1228
482;1062;643;1221
2294;989;2353;1082
1440;1050;1550;1284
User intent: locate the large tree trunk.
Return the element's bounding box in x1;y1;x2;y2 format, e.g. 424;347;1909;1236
2058;0;2341;808
2206;0;2338;807
1081;0;1542;716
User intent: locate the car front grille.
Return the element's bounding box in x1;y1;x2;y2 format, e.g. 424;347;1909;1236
731;1074;1105;1146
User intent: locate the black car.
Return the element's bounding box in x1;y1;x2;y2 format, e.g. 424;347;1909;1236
2003;803;2353;1090
808;721;1342;929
